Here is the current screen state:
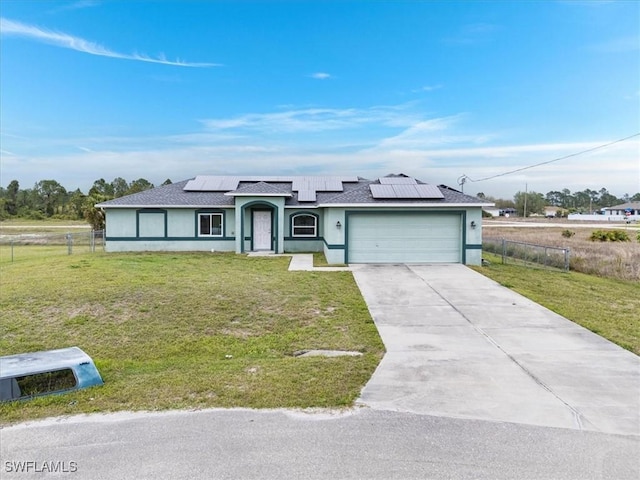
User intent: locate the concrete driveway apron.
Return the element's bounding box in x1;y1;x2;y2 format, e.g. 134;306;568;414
352;264;640;436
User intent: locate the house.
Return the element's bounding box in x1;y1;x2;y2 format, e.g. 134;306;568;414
602;202;640;216
95;174;492;265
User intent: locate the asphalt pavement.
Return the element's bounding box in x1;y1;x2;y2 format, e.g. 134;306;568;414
1;408;638;480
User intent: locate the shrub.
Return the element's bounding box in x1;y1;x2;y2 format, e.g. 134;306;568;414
561;230;575;238
590;230;630;242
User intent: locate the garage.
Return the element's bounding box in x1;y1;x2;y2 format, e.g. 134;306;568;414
346;212;463;264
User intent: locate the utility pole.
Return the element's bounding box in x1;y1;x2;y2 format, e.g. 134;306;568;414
457;175;467;193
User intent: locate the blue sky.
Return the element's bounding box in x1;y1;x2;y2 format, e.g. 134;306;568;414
1;0;638;199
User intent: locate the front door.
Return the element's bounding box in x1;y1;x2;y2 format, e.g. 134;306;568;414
253;211;272;250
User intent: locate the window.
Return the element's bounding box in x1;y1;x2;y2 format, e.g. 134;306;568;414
5;369;78;400
199;213;223;237
292;214;317;237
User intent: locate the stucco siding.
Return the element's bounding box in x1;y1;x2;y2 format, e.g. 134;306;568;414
105;240;236;253
105;210;137;238
283;239;323;253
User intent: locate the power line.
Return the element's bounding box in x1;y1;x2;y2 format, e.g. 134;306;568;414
459;132;640;186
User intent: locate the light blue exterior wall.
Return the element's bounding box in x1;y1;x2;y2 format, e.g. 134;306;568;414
105;210;137;238
464;208;483;265
322;208;346;264
233;197;286;253
103;202;483;265
104;207;235;253
282;208;324;252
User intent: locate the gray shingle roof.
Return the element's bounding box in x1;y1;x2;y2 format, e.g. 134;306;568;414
227;181;293;196
96;175;488;208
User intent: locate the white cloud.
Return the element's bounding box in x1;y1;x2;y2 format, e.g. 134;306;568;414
2;105;638;198
309;72;332;80
0;17;220;67
49;0;102;13
412;84;442;93
201;105;422;133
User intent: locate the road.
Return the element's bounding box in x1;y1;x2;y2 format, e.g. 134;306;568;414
1;408;638;480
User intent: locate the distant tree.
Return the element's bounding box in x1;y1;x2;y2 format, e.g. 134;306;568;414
514;191;545;217
127;178;154;195
493;198;516;209
161;178;172;186
476;192;485;199
111;177;129;198
89;178;114;197
83;194;107;230
67;189;87;219
631;193;640;202
34;180;67;216
5;180;19;215
599;188;620;208
545;190;563;206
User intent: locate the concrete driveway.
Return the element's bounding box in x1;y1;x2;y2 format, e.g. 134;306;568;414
352;264;640;436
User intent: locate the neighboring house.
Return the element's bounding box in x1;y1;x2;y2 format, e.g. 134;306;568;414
544;206;560;218
95;174;492;265
602;202;640;216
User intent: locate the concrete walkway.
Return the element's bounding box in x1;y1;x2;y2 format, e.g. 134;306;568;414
248;252;351;272
352;264;640;436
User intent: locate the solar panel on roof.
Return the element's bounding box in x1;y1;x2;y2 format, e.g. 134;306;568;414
370;184;444;199
185;175;360;193
415;185;444;199
379;176;417;185
392;185;417;197
324;178;344;191
369;184;397;198
297;190;317;202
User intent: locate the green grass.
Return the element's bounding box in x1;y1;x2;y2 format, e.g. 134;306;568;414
473;253;640;355
0;252;384;424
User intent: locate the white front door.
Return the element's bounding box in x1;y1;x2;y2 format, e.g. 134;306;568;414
253;211;272;250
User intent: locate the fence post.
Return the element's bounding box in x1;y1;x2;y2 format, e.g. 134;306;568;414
66;232;72;255
501;238;506;264
90;230;95;253
564;248;570;272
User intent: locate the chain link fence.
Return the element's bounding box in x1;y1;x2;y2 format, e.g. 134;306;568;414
483;237;570;272
0;230;105;263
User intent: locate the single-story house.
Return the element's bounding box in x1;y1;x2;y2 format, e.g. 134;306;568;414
602;202;640;216
95;174;492;265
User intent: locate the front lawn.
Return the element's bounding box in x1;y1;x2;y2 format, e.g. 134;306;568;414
473;253;640;355
0;252;384;424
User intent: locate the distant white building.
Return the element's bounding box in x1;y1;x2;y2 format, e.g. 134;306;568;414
603;202;640;216
568;202;639;222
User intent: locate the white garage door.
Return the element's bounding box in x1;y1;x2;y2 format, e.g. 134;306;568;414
347;213;462;263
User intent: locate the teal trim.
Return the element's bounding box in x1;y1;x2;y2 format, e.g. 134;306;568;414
322;237;345;250
194;209;227;238
466;244;483;249
136;209;167;238
241;200;279;252
285;236;323;241
106;236;235;241
344;209;467;264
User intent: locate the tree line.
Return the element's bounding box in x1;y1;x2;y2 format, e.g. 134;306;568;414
0;178;637;225
478;187;639;217
0;177;170;229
